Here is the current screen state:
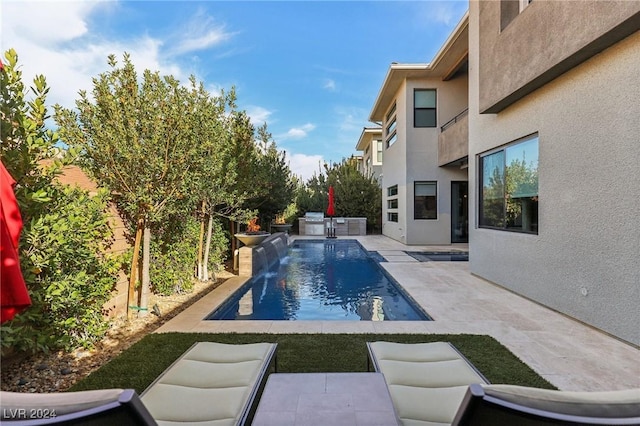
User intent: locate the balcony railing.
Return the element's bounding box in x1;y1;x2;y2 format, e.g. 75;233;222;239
441;108;469;132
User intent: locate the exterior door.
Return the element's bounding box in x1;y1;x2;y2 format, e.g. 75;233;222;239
451;181;468;243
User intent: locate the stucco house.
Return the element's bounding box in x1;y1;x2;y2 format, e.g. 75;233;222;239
468;0;640;346
355;126;384;182
368;13;470;245
362;1;639;346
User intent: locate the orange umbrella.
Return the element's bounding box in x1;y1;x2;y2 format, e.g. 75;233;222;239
1;161;31;323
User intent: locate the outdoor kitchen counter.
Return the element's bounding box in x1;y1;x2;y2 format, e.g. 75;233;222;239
298;216;367;236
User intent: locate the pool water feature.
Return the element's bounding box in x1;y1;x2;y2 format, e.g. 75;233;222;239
207;239;431;321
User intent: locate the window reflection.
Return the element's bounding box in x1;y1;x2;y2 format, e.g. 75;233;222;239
480;135;538;233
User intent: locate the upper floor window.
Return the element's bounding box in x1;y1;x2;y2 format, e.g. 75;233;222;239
376;140;383;163
501;0;532;30
414;181;437;219
387;185;398;197
386;103;397;148
414;89;436;128
479;134;539;233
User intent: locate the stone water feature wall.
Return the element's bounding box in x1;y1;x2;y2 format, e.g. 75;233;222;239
238;232;290;277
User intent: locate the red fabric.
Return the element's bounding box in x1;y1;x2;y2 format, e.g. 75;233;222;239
327;185;335;217
1;161;31;323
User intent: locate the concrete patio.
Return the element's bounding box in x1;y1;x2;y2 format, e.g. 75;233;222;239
155;235;639;392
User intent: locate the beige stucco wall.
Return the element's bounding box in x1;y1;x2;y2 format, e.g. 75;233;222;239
382;76;468;245
479;0;640;113
438;112;469;166
382;82;408;243
469;0;640;345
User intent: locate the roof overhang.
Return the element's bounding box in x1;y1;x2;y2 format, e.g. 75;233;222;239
369;11;469;122
355;126;383;151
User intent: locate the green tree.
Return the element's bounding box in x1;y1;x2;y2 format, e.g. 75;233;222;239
295;160;382;231
249;124;296;227
188;83;254;281
55;53;199;317
1;49;117;352
327;160;381;230
296;171;328;215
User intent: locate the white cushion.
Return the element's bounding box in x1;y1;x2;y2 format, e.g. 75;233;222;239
369;342;488;425
141;342;275;426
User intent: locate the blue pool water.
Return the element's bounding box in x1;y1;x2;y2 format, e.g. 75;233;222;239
207;239;431;321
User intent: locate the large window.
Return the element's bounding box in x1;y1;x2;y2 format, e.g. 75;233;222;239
479;134;539;233
414;89;436;128
414;181;437;219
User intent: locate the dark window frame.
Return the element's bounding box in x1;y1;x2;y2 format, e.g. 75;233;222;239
414;89;437;128
414;181;438;220
478;134;539;234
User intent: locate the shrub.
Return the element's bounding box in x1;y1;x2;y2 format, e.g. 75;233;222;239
2;185;118;352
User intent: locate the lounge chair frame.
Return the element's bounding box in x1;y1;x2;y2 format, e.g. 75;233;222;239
453;383;640;425
0;388;157;425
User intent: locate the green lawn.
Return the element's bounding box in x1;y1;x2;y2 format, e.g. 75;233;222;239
70;333;555;393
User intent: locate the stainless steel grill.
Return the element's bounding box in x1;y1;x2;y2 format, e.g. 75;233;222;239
304;212;324;223
304;212;325;236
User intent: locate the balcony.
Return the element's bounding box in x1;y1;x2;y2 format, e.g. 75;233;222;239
438;108;468;166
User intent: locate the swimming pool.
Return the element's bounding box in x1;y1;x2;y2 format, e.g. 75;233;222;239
207;239;431;321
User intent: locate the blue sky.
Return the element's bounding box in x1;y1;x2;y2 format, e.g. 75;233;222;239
1;1;468;181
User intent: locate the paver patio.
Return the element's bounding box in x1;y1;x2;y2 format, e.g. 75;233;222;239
155;235;639;392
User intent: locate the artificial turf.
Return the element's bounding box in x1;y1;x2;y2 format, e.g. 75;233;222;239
70;333;556;393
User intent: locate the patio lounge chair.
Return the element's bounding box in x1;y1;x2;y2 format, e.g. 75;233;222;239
1;341;277;426
140;341;277;425
367;341;490;425
452;383;640;425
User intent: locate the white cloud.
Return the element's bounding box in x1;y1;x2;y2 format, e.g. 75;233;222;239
323;78;337;91
2;1;186;108
245;105;273;126
288;153;324;182
282;123;316;140
172;10;236;55
2;1;104;46
0;2;232;111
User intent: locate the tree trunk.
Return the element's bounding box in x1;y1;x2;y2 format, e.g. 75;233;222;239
138;223;151;318
127;217;144;320
197;200;206;281
203;212;214;281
